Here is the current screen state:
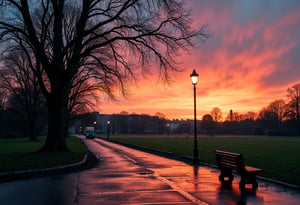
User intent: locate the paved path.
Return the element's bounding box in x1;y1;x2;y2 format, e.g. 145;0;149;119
0;137;300;204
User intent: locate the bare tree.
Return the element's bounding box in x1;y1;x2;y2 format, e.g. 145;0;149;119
246;111;257;121
0;0;209;151
267;99;286;128
0;51;45;141
258;107;277;121
286;83;300;121
211;107;222;122
68;75;100;115
0;90;5;111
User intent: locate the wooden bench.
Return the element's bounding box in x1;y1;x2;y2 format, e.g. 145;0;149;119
214;150;263;190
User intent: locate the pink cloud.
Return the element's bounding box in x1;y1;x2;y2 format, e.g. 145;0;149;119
98;1;300;119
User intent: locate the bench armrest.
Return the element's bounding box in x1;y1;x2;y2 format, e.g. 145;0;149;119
245;166;263;173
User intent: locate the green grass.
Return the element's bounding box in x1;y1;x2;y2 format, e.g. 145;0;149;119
109;135;300;187
0;136;86;172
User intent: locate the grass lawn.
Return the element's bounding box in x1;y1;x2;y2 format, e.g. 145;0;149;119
108;135;300;187
0;136;86;173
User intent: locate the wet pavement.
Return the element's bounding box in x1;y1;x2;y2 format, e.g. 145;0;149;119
0;137;300;205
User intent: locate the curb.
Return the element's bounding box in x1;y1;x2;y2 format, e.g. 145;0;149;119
0;154;87;178
257;176;299;190
0;138;99;183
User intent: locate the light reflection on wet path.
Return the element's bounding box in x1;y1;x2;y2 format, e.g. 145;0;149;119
0;137;300;205
90;138;300;205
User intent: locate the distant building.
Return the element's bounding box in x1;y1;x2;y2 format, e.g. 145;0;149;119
69;112;200;135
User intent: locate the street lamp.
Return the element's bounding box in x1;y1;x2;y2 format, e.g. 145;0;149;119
190;69;199;164
106;120;111;139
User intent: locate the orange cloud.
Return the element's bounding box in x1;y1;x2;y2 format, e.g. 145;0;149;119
97;1;300;120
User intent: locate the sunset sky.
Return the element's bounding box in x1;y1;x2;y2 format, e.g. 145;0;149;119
98;0;300;120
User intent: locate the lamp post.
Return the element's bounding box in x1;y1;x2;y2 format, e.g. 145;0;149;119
190;69;199;164
106;120;110;139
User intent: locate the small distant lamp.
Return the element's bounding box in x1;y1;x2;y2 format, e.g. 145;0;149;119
166;123;170;136
107;120;111;139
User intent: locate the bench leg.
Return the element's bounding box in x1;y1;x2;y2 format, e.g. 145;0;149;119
239;181;245;190
219;168;234;184
239;173;259;191
239;180;258;192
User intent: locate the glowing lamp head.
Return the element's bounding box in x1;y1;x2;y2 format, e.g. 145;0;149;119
190;69;199;85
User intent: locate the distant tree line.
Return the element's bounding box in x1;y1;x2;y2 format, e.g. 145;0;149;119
70;82;300;136
1;82;299;138
201;83;300;136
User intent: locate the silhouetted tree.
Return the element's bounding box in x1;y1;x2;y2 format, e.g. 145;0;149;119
246;111;257;121
200;114;215;135
286;83;300;120
0;51;46;141
267;99;286;128
155;112;166;120
120;111;129;115
258;107;277;121
257;107;278;131
0;0;209;151
67;78;101;137
69;76;99;115
0;90;5;111
211;107;222;122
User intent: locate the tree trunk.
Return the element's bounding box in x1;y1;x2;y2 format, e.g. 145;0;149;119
29;119;37;141
39;97;69;151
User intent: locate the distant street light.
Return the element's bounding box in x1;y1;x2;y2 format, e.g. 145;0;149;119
107;120;111;139
166;123;170;136
93;121;97;136
190;69;199;164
